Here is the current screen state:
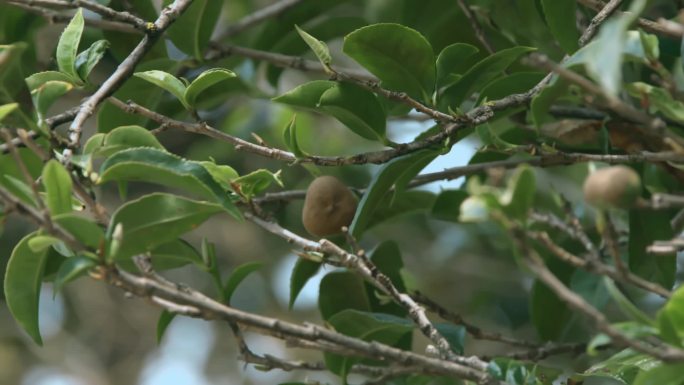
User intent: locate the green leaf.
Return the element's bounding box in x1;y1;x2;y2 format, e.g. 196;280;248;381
441;46;535;108
282;115;305;157
349;150;437;238
343;23;435;101
184;68;236;107
53;213;104;250
629;209;675;289
272;80;336;109
604;277;654;326
133;70;189;109
657;285;684;343
106;193;223;261
31;81;73;120
434;323;465;354
27;235;60;253
0;102;18;122
56;8;83;81
232;169;282;198
319;82;386;142
639;30;659;61
222;262;263;304
366;190;436;230
75;39;109;82
295;25;331;67
584;348;661;384
435;43;480;89
42;159;73;216
477;72;546;105
431;190;469;223
289;258;320;309
198;161;238;191
530;259;572;340
583;0;647;97
53;255;96;294
25;71;77;91
163;0;222;59
156;310;176;343
98;148;240;219
4;232;49;345
318;271;371;320
540;0;579;54
325;309;412;378
365;241;406;316
500;166;536;220
92;125;164;157
634;364;684;385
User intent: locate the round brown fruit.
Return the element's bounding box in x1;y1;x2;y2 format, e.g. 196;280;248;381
302;176;358;237
583;166;642;209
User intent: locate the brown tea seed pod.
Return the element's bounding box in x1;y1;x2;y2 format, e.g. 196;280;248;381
583;165;642;209
302;176;358;237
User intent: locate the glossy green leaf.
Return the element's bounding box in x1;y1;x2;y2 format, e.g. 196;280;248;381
604;277;654;326
349;150;436;238
583;0;647;97
198;161;238;191
184;68;236;107
366;190;436;230
434;323;465;354
584;348;661;384
133;70;189;109
75;39;109;82
31;81;73;119
289;258;321;309
435;43;480;89
223;262;263;304
477;72;546;105
634;364;684;385
431;190;469;223
232;169;282;198
365;241;406;316
629;209;675;289
156;310;176;343
163;0;222;59
500;166;536;220
319;271;371;320
1;174;36;207
98;148;240;219
319;82;386;142
441;46;535;108
27;235;60;253
53;213;104;249
657;284;684;342
53;255;96;294
295;25;331;67
91;125;164;157
42;159;73;216
282;115;305;157
117;238;203;271
56;8;83;81
587;322;659;355
0;102;17;122
106;193;223;260
325;309;412;378
639;30;659;61
343;23;435;100
540;0;579;54
272;80;336;109
4;232;48;345
25;71;76;91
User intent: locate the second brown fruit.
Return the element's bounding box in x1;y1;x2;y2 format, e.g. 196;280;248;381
302;176;358;237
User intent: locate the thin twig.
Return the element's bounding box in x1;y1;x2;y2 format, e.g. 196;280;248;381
455;0;494;54
578;0;624;46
